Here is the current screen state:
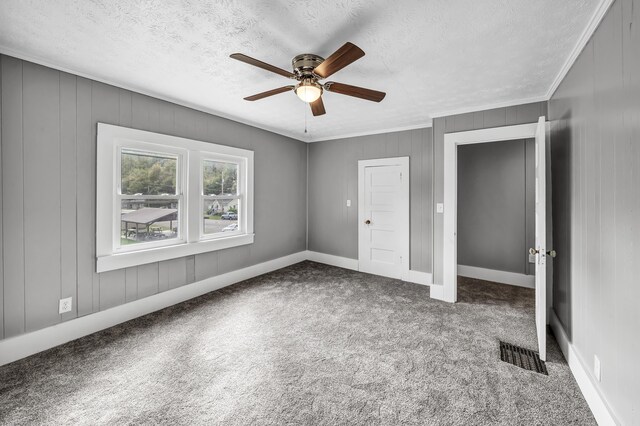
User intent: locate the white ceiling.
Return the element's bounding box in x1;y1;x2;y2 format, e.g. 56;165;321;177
0;0;602;142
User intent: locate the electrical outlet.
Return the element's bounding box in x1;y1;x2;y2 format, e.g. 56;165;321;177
594;355;601;381
436;203;444;213
346;199;351;207
59;297;72;314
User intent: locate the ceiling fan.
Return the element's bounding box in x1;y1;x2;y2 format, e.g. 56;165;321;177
230;42;386;116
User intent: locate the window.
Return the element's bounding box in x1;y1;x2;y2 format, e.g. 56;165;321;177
119;148;183;250
97;123;254;273
201;159;240;237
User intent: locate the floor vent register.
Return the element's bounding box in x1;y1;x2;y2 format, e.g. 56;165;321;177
499;341;548;375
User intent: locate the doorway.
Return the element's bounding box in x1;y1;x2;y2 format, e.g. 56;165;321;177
456;138;535;288
358;157;409;280
442;117;549;360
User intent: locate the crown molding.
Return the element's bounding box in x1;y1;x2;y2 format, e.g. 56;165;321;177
0;45;308;143
306;122;433;143
1;46;430;144
1;0;613;144
0;46;430;144
429;95;550;119
545;0;614;99
430;0;614;119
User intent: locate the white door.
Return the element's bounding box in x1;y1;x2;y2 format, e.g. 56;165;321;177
533;116;547;361
358;158;409;280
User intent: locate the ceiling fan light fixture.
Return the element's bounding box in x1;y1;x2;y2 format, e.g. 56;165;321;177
295;80;322;103
231;42;385;117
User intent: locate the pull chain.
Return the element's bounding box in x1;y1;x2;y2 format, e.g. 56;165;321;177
304;107;308;134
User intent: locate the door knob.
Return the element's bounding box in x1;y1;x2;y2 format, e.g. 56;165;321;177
547;250;557;258
529;248;539;255
365;219;371;225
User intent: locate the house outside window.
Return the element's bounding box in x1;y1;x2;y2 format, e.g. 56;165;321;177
96;123;254;273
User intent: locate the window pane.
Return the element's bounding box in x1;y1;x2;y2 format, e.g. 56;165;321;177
203;160;238;196
203;197;238;234
121;150;178;195
121;200;180;246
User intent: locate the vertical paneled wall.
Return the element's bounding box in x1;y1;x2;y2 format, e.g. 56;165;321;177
0;55;307;340
457;139;535;275
548;0;639;423
431;101;548;285
0;55;3;339
2;56;25;336
307;129;433;273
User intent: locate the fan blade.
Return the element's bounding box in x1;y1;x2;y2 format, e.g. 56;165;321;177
310;96;326;116
230;53;295;78
324;82;386;102
313;42;365;79
244;86;294;101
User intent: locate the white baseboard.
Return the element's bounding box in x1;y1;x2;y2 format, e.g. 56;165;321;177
1;250;618;426
1;250;434;366
305;250;433;286
457;265;535;288
550;310;617;426
0;251;307;367
405;269;432;286
305;250;359;271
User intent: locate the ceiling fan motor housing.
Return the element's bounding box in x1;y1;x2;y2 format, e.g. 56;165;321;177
230;42;384;116
292;54;325;79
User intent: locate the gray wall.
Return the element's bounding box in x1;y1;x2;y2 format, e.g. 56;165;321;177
457;139;535;275
432;101;548;285
307;129;433;273
0;55;307;341
548;0;639;423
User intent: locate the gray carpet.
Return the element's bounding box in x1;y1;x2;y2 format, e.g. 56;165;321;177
0;261;594;425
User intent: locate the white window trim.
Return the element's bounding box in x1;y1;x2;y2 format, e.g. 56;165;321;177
96;123;254;273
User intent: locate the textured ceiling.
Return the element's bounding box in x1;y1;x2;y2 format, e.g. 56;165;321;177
0;0;600;142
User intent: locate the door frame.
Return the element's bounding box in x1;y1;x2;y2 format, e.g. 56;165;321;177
442;122;541;303
358;157;410;281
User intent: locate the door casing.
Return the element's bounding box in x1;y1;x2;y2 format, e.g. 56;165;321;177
441;120;549;304
358;157;410;281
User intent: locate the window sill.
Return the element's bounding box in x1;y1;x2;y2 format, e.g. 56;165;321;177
96;233;255;273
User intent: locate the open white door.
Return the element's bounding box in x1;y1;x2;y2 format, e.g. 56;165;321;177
533;116;547;361
358;157;409;280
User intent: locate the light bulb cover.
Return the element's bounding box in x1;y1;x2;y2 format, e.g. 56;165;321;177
295;80;322;103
